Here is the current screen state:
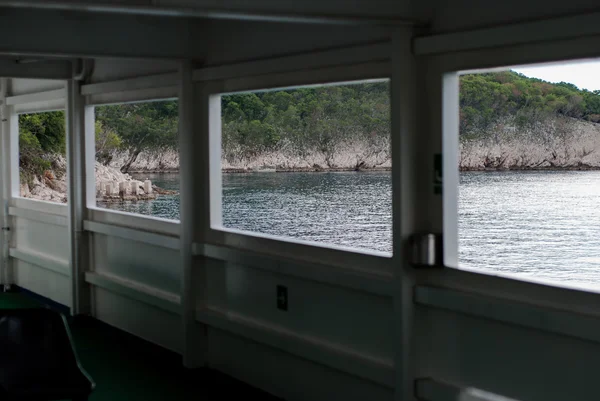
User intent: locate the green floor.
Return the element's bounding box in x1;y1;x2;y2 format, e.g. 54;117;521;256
0;291;279;401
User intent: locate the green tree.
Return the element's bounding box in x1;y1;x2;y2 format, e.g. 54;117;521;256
18;111;65;184
96;100;178;172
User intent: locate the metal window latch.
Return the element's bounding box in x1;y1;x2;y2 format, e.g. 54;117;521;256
410;233;443;267
1;226;9;231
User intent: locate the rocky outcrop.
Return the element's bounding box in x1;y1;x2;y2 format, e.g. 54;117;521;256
20;159;169;203
107;149;179;173
108;140;391;173
459;118;600;170
20;175;67;203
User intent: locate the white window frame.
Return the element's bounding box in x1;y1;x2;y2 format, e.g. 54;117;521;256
414;19;600;316
197;46;394;273
8;84;68;213
83;76;180;236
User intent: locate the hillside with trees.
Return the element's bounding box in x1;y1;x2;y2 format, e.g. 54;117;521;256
17;71;600;191
459;70;600;169
220;80;391;170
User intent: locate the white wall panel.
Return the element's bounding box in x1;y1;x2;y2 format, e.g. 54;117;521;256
204;260;394;360
415;306;600;401
207;328;393;401
13;217;68;261
93;287;182;353
93;233;180;294
13;260;71;306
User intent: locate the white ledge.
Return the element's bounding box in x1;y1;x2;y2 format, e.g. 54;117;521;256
10;247;70;277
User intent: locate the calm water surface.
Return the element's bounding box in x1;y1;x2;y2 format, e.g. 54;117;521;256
459;170;600;288
99;170;600;288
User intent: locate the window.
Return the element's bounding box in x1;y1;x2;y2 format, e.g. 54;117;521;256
453;60;600;290
216;79;392;254
93;100;180;221
18;110;67;204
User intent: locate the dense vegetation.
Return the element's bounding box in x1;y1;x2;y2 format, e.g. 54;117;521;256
18;70;600;182
221;80;390;167
459;71;600;169
95;101;178;172
19;111;66;185
460;70;600;137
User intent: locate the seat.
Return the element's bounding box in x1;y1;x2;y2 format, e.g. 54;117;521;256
0;308;95;401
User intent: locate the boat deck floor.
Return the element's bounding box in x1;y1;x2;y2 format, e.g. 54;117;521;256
0;290;280;401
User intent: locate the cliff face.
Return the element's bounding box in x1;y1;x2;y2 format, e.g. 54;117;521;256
110;118;600;173
459;117;600;170
107;149;180;173
106;139;391;173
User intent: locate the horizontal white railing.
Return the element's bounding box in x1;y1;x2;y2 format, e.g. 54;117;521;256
415;286;600;345
87;207;180;236
11;197;67;216
195;242;394;296
84;220;179;250
85;271;180;314
204;226;392;274
9;206;67;226
9;247;69;277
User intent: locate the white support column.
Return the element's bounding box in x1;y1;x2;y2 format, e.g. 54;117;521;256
1;80;19;290
442;72;460;268
179;59;208;367
8;102;19;202
0;78;10;290
391;26;427;401
66;73;91;315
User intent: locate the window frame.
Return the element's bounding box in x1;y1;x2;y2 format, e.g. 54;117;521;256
83;79;180;235
200;59;394;272
418;25;600;313
8;84;68;211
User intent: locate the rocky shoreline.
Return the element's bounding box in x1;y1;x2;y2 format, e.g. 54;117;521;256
124;163;600;175
20;160;178;204
127;166;393;174
460;165;600;172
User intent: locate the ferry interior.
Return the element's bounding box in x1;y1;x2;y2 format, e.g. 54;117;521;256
1;1;600;401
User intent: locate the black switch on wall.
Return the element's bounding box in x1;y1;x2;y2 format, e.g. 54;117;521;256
277;285;288;311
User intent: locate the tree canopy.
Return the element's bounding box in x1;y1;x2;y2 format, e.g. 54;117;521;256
221;81;390;166
18;70;600;177
18;111;66;183
95;101;178;172
459;70;600;137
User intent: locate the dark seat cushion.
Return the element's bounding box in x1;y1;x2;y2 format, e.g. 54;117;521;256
0;308;94;400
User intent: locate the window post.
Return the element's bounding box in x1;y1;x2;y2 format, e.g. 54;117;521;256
179;59;208;367
66;64;92;316
391;26;439;401
0;78;10;290
1;80;19;290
